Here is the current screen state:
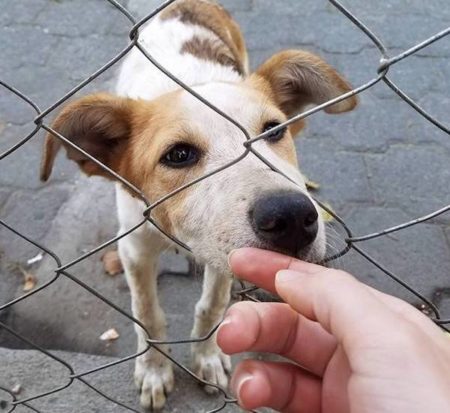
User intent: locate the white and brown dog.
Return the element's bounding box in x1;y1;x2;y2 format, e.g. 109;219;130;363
40;0;357;409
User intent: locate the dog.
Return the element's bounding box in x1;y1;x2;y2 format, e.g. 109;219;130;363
40;0;357;409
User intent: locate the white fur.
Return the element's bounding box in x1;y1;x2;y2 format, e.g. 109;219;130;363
116;17;241;100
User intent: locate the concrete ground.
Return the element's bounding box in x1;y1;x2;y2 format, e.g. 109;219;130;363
1;0;449;411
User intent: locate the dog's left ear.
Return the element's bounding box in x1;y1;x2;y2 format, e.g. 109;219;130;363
252;50;358;118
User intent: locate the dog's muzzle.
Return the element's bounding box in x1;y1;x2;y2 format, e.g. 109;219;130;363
249;190;319;256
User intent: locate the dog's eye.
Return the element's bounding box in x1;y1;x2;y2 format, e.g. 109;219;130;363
161;144;200;168
262;122;287;143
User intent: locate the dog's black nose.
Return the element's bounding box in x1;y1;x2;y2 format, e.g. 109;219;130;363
250;191;319;254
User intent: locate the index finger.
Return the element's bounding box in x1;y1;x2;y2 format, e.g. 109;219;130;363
229;248;415;350
229;248;326;293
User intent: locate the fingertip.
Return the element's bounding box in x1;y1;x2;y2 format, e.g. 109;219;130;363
227;249;238;269
276;269;302;283
216;304;257;355
227;248;258;271
232;362;270;410
216;314;235;354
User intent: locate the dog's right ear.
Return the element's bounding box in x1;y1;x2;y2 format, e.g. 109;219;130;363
40;93;137;181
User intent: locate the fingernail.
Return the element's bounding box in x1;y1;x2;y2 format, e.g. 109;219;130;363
276;269;301;283
227;250;237;268
233;372;253;402
219;315;233;329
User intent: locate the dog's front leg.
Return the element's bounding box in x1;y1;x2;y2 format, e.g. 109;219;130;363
119;237;173;410
191;265;233;392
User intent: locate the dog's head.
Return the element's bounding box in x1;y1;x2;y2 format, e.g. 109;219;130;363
41;50;357;271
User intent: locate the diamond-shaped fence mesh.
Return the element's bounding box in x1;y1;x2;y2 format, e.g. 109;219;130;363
0;0;449;412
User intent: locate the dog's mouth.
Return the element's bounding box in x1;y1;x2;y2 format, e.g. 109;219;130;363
255;241;320;263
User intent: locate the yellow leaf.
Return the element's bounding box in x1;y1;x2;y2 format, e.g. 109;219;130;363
306;179;320;191
19;267;36;292
320;202;336;223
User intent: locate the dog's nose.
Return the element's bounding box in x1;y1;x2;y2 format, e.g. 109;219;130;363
250;191;319;254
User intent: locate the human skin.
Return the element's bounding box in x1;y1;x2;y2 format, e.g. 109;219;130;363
217;248;450;413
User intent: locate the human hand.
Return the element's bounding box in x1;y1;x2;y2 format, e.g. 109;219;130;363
217;248;450;413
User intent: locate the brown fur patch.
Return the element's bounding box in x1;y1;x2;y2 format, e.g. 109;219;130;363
253;50;358;117
181;35;241;73
161;0;247;75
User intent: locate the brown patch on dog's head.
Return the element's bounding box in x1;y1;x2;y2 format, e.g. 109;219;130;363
161;0;248;75
181;35;242;74
250;50;358;131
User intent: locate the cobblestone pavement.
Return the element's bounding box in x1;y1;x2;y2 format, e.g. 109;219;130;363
1;0;449;411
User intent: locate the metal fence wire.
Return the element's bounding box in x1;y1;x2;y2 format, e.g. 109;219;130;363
1;0;450;411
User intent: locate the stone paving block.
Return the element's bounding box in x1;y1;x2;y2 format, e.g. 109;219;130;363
0;186;71;261
128;0;252;18
335;206;450;303
255;0;329;15
0;26;60;72
1;64;72;114
365;145;450;215
46;33;128;82
303;1;450;57
0;188;11;209
34;0;131;37
0;348;241;413
0;87;40;126
0;132;53;189
342;0;450;19
436;289;450;320
296;136;375;205
369;54;449;101
238;8;374;54
308;93;445;152
0;0;47;26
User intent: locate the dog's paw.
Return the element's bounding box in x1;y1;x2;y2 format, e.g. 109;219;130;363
135;359;174;410
192;349;232;393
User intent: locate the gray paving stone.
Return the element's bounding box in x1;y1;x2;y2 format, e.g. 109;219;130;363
255;0;329;14
296;136;375;205
0;188;11;209
46;33;129;82
436;289;450;320
0;347;239;413
0;25;60;72
335;206;450;303
35;0;131;37
368;54;450;101
1;185;70;251
341;0;450;19
0;0;47;26
0;89;39;126
365;145;450;215
128;0;252;19
0;132;53;189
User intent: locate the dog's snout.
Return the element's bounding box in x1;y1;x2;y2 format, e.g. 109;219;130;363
250;191;319;254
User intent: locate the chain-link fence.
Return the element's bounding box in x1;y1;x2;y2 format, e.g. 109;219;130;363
1;0;449;411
